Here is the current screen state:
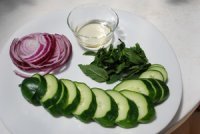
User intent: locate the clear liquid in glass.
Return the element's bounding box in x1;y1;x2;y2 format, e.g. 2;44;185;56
75;20;113;49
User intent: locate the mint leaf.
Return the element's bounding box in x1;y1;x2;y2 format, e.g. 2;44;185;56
123;48;145;64
83;51;96;56
79;41;150;84
116;62;126;74
79;64;108;82
106;73;122;84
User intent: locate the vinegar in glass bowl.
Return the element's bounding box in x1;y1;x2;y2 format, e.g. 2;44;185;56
75;20;113;49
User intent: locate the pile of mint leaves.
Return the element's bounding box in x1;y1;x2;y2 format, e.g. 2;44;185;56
79;40;151;84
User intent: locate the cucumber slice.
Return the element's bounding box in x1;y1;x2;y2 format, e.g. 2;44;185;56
114;79;152;97
47;81;68;117
61;79;80;116
150;64;165;68
155;79;170;104
120;90;155;123
141;79;157;103
41;74;62;109
32;74;47;103
73;82;97;123
106;90;138;128
145;79;162;104
20;77;41;106
92;88;118;127
139;70;164;81
149;65;168;82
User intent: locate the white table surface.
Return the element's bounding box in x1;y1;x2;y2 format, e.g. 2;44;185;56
0;0;199;133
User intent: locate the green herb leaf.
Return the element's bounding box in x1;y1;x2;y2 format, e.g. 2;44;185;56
123;48;144;64
124;64;150;79
116;62;126;74
83;51;96;56
79;64;108;82
79;41;150;84
106;73;122;84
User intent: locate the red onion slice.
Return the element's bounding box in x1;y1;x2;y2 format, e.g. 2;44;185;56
9;33;72;77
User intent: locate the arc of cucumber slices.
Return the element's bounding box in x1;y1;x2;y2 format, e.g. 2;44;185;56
19;64;169;128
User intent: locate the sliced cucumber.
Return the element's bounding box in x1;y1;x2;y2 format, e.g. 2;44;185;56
73;82;97;123
120;90;155;123
20;77;41;106
149;64;168;82
106;90;138;128
47;81;68;117
139;70;164;81
114;79;153;98
150;64;165;68
92;88;118;127
145;79;162;104
32;74;47;104
41;74;62;109
141;79;157;103
154;79;170;104
32;73;47;97
61;79;80;116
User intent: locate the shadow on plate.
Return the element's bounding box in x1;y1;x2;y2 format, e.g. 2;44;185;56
167;0;189;5
0;0;34;16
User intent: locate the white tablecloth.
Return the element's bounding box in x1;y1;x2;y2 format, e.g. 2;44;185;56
0;0;200;133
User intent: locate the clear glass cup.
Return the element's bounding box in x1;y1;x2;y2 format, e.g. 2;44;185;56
67;4;119;50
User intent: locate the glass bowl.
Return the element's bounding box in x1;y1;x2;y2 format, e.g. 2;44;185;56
67;4;119;50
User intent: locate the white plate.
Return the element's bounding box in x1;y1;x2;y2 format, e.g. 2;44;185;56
0;10;182;134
